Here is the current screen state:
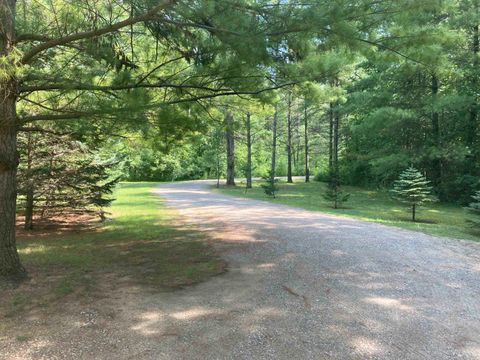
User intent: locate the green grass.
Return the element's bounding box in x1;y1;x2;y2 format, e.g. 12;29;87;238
216;180;480;241
1;182;224;317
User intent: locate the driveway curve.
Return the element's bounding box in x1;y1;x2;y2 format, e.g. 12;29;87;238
152;180;480;360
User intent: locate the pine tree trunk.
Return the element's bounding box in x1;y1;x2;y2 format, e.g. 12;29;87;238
333;101;340;175
271;109;278;179
328;102;333;173
467;20;479;167
216;147;220;188
246;112;252;189
431;74;442;189
24;133;34;230
304;100;310;182
225;111;235;186
24;190;34;231
412;203;416;222
286;94;293;183
0;0;25;279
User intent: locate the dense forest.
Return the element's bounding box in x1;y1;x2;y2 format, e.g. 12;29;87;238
0;0;479;278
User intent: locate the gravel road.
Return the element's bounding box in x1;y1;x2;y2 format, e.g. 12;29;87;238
3;180;479;359
152;180;480;360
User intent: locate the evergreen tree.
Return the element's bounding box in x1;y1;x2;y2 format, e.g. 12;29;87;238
261;170;279;198
465;191;480;229
391;167;436;221
17;132;118;229
323;170;350;209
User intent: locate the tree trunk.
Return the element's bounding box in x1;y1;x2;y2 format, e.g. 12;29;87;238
24;190;34;230
24;133;34;230
333;101;340;175
271;109;278;179
246;112;252;189
304;99;310;182
431;73;442;188
225;110;235;186
0;0;25;278
328;102;334;172
467;20;479;167
412;203;416;222
286;94;293;183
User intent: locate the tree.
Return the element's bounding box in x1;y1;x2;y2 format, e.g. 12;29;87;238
391;167;436;221
465;191;480;229
323;170;350;209
17;131;118;229
261;170;279;198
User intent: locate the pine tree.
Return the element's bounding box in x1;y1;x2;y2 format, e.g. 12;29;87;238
261;170;279;198
323;170;350;209
391;167;436;221
17;132;119;229
465;191;480;229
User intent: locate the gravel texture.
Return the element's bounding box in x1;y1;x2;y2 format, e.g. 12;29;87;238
2;180;480;359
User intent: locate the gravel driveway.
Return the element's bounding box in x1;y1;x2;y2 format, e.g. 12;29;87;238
152;180;480;360
4;180;479;359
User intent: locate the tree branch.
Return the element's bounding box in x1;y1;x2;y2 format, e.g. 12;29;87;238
18;82;297;123
19;82;232;93
21;0;177;64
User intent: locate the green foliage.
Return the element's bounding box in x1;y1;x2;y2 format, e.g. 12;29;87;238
465;191;480;229
323;171;350;209
261;170;279;198
391;167;437;221
16;131;119;226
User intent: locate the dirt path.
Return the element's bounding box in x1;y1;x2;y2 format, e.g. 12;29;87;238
3;180;480;359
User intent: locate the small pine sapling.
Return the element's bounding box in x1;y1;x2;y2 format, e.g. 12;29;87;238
261;170;279;198
391;166;436;222
323;170;350;209
465;190;480;230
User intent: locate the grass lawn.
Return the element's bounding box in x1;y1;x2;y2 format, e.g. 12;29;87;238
1;182;224;319
216;179;480;242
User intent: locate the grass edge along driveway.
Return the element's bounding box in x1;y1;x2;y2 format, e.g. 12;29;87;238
216;180;480;242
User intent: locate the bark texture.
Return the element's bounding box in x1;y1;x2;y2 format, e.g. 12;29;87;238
0;0;26;278
304;100;310;182
271;110;278;177
246;113;252;189
328;102;333;172
286;94;293;183
225;111;235;186
430;74;442;188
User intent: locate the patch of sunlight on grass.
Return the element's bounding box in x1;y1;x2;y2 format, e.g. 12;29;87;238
19;244;50;255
